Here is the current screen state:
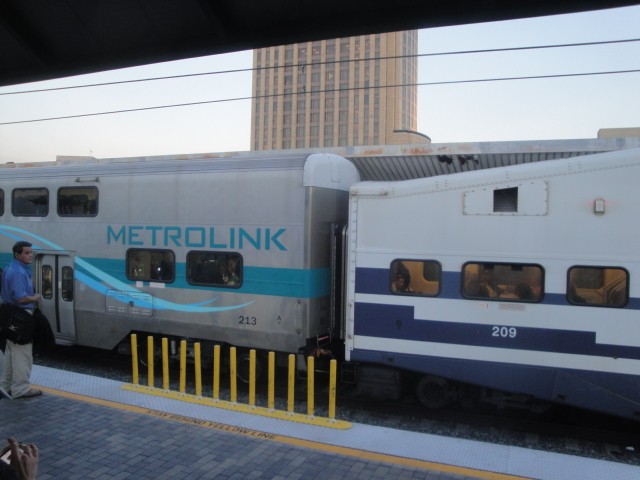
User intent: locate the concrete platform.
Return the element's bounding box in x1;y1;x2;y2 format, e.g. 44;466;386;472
0;366;637;479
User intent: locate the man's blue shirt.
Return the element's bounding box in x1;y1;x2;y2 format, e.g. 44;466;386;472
1;258;36;310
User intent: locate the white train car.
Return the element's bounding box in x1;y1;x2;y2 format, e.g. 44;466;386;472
0;152;359;367
345;147;640;419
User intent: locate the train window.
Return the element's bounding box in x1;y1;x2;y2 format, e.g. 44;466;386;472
58;187;98;216
0;189;4;216
462;262;543;302
494;187;518;212
61;266;74;302
41;265;53;300
126;249;175;283
187;251;243;288
567;266;628;307
12;188;49;216
390;260;441;296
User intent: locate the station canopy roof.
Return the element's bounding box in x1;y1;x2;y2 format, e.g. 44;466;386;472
1;1;638;87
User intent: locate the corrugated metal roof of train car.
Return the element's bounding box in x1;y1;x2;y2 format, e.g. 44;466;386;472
2;138;639;182
346;150;600;181
341;137;640;181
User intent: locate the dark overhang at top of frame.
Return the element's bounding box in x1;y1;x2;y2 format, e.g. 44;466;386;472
1;1;639;87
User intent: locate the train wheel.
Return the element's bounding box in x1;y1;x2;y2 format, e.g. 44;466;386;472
416;375;451;409
236;351;265;384
136;335;162;367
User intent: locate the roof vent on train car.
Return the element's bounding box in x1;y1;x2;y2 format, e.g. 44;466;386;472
463;181;548;216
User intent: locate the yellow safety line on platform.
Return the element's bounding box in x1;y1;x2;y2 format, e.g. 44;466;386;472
121;383;352;429
36;385;530;480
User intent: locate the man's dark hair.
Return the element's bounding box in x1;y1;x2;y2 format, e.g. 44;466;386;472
12;241;33;256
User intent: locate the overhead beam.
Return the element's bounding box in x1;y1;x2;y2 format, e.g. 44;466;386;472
0;0;637;86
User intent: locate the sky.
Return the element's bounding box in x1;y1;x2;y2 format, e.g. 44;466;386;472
0;5;639;164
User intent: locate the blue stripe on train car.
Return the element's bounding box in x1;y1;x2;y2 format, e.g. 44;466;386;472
353;301;640;360
79;258;332;298
354;266;640;308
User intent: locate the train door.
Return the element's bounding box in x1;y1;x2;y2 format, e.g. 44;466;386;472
36;253;76;344
330;223;346;339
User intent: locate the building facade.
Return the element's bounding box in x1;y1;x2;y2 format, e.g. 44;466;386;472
250;31;429;151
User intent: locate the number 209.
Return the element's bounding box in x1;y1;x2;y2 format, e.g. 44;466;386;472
492;326;517;338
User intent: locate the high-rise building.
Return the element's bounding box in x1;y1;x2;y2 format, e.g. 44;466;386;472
250;31;429;151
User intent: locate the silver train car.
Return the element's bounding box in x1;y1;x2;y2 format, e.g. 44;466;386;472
0;152;359;371
2;147;640;419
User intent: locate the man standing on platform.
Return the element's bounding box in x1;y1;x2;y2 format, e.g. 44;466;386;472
0;241;42;399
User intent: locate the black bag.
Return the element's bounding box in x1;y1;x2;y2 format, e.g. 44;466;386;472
0;303;9;350
33;307;56;353
0;304;36;345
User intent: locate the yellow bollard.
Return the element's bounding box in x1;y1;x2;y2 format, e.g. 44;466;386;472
147;336;154;388
249;349;256;407
307;356;315;417
329;359;337;420
230;347;237;403
131;334;139;385
179;339;187;394
124;344;346;428
162;338;169;390
268;351;275;411
195;342;202;397
213;345;220;400
287;354;295;413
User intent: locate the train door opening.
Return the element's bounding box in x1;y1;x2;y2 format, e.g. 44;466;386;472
36;253;76;345
330;223;346;341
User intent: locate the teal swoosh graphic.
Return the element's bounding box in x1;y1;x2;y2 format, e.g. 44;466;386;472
0;225;253;313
